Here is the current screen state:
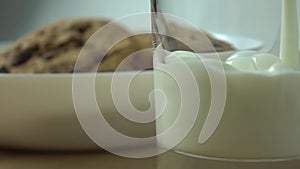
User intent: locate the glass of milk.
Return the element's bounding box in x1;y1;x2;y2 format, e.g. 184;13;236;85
152;0;300;167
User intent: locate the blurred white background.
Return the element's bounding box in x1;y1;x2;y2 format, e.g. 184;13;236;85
0;0;150;41
0;0;300;49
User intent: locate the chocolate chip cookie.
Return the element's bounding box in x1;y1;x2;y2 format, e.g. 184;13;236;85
155;22;235;53
0;18;141;73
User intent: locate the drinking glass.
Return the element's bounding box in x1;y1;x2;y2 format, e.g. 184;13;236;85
151;0;300;168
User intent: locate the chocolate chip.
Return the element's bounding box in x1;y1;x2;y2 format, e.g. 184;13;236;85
78;27;87;33
10;44;38;66
0;66;9;73
213;42;222;48
70;23;91;34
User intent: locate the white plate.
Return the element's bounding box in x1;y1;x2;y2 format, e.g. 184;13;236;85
0;35;263;151
0;71;155;151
